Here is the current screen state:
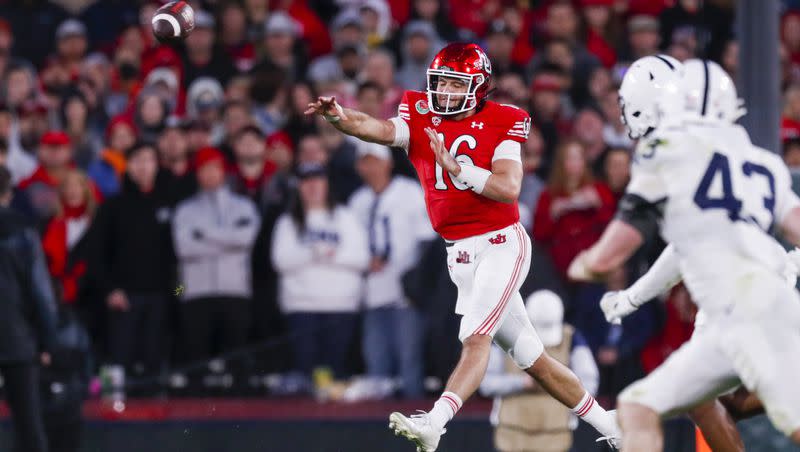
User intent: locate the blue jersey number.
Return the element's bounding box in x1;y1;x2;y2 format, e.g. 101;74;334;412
693;152;776;231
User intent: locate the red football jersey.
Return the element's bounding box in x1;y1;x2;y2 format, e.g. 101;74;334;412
398;90;531;240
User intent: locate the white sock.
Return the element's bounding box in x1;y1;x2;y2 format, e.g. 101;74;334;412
429;391;462;430
572;392;618;438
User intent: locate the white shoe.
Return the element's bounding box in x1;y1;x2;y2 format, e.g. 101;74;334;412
389;411;445;452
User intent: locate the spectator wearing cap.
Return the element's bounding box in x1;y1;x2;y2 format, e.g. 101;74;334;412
581;0;619;69
88;142;177;387
255;11;305;81
87;115;137;197
219;1;257;73
144;67;181;114
186;77;225;145
360;49;403;119
360;0;392;48
271;162;369;381
624;15;661;62
307;9;365;86
182;10;236;87
172;147;260;375
346;141;434;399
53;19;88;78
157;116;196;203
16;131;89;224
396;20;442;91
480;290;599;452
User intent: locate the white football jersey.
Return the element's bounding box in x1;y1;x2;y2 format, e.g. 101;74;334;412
627;118;800;315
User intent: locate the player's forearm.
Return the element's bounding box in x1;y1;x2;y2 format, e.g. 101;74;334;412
479;173;521;203
568;220;643;281
780;207;800;246
627;244;682;304
330;108;395;145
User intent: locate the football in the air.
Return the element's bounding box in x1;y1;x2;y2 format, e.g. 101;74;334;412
151;1;195;43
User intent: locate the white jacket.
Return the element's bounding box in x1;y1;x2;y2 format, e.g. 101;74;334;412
173;187;261;301
348;177;435;308
272;206;370;313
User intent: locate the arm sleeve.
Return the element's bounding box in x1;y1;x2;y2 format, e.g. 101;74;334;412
569;338;599;396
501;107;532;144
25;229;58;352
271;215;315;273
616;163;668;241
172;204;223;259
492;140;522;163
200;201;261;250
388;91;412;151
479;346;532;397
331;209;371;271
627;244;682;305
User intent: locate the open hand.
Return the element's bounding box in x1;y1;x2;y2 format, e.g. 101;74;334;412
304;96;348;121
425;127;460;175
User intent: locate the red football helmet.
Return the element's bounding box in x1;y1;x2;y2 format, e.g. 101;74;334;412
427;43;493;115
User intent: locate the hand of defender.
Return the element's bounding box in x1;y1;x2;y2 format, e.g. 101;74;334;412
599;290;638;325
425;127;460;175
304;96;348;121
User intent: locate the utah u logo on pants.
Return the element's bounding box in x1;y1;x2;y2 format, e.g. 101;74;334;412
456;251;471;264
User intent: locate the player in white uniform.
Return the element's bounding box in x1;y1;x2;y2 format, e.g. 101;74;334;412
569;57;800;451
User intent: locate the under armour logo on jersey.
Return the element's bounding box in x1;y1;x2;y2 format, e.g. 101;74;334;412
471;121;484;129
488;234;506;245
456;251;471;264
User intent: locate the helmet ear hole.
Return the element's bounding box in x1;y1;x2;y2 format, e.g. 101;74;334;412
632;111;641;118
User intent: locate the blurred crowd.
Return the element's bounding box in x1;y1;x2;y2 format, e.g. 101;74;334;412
0;0;797;407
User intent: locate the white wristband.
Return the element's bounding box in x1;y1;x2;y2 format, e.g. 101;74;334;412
456;164;491;194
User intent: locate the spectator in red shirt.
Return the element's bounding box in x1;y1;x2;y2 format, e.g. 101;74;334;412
17;131;81;223
532;138;615;279
782;84;800;142
42;169;97;306
229;125;275;207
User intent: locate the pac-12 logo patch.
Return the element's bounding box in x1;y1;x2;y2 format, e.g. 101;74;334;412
415;100;429;114
432;116;441;126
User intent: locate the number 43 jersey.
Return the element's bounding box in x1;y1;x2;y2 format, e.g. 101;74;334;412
627;118;800;311
394;90;531;241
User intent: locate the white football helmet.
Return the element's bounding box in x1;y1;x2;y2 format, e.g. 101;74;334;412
618;54;683;139
680;59;745;124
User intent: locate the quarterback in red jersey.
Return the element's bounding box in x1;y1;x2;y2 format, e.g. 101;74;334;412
306;43;619;451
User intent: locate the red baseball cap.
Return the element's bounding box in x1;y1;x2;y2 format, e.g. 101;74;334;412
194;146;226;169
40;130;71;146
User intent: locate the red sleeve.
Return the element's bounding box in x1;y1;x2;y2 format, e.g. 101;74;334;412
500;106;532;144
593;182;616;225
42;219;65;278
397;91;412;124
532;189;556;242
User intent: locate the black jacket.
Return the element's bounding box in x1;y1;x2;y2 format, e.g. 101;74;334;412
88;172;177;299
0;206;58;362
